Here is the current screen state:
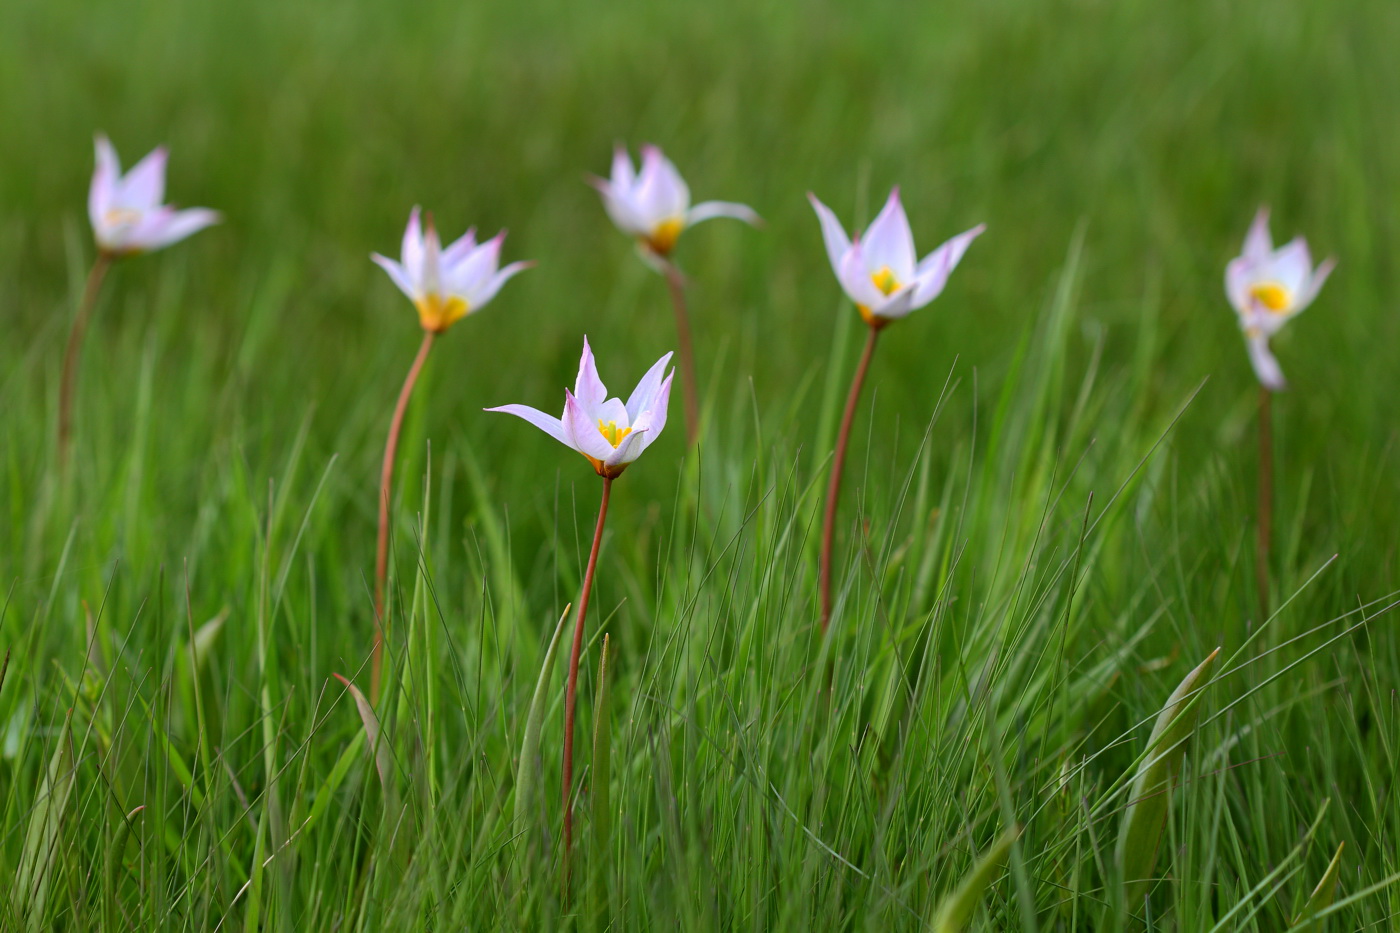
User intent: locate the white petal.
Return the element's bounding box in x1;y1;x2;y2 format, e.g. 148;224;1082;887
1292;256;1336;313
836;243;885;308
808;193;852;277
420;217;443;297
625;351;674;421
860;188;916;282
485;404;571;448
129;207;220;252
401;207;424;285
1224;256;1255;315
467;260;532;310
1242;207;1272;263
686;200;760;227
635;145;689;226
910;223;984;307
1269;238;1313;297
89;135;120;233
610;145;636;190
372;253;417;301
119;145;168;209
440;226;478;267
446;232;504;298
563;391;615;461
866;284;919;320
1245;334;1286;391
604;424;648;469
573;337;607;407
634;371;672;453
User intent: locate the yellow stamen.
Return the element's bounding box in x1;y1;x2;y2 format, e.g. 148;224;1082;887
1248;282;1292;314
415;293;469;333
870;266;901;296
644;217;685;256
597;419;633;448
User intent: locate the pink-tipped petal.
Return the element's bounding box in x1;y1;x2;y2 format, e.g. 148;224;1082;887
573;337;608;407
89;135;120;230
440;226;479;267
604;424;648;469
1245;334;1286;391
420;217;444;296
372;253;417;301
635;145;690;225
401;207;424;282
563;390;616;461
686;200;761;227
808;193;853;277
121;146;169;209
910;223;984;307
860;188;916;282
635;371;673;454
836;242;886;309
610;145;636;189
625;351;674;421
1224;256;1254;315
470;259;533;309
1242;207;1272;263
133;207;220;252
1294;256;1336;313
485;404;570;447
1271;237;1313;297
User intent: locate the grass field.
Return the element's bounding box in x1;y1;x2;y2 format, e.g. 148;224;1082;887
2;0;1399;928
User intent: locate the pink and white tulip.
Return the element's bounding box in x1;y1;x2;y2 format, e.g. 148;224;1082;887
1225;208;1335;391
373;207;532;333
592;145;759;257
488;338;673;478
88;136;219;256
809;189;984;327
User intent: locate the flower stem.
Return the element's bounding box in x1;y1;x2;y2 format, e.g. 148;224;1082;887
1256;386;1273;620
563;474;612;891
372;329;436;704
57;251;113;470
661;259;699;447
819;324;880;633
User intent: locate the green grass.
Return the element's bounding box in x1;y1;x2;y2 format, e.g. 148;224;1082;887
2;0;1399;928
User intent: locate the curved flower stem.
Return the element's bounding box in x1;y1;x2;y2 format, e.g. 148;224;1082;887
1256;386;1273;620
563;474;612;891
372;329;436;704
57;251;114;470
819;323;880;633
660;259;699;447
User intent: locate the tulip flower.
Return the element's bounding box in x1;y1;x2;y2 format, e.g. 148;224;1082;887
1225;207;1335;392
809;188;983;632
487;337;673;876
592;144;758;447
368;207;530;702
58;136;221;467
1224;207;1334;618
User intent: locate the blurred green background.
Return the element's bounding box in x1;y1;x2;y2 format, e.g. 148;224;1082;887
1;0;1398;928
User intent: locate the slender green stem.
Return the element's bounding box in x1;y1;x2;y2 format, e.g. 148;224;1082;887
819;323;880;633
372;329;436;704
660;259;699;447
57;251;113;470
1256;386;1273;619
563;475;612;892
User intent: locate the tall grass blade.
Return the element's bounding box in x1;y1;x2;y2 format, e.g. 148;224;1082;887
590;632;613;929
929;826;1019;932
15;711;74;929
1292;842;1344;930
514;603;571;848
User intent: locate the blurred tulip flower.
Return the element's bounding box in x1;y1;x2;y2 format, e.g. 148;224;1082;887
488;337;673;479
60;135;221;469
592;144;757;447
809;188;983;328
489;335;675;871
592;145;758;258
1225;207;1335;391
89;135;220;256
809;186;984;633
373;206;531;333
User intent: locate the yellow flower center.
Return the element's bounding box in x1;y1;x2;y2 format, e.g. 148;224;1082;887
644;217;685;256
104;207;143;227
415;293;469;333
597;419;632;448
1248;281;1292;314
870;266;901;296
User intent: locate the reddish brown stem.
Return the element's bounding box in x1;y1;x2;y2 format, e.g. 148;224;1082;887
57;252;113;469
661;260;699;447
563;475;612;890
819;324;880;633
1256;386;1273;620
372;329;436;704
